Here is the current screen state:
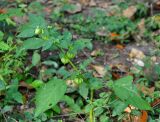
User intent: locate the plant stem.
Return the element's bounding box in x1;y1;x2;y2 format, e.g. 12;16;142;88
57;45;79;72
89;89;94;122
68;60;78;71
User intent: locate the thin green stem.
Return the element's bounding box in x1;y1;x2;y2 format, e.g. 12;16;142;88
57;44;79;72
89;89;94;122
68;60;78;71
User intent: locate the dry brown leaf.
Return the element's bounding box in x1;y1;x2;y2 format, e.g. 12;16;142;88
44;7;52;14
91;49;102;56
0;9;6;14
79;0;90;6
20;81;33;89
98;2;109;9
151;99;160;107
116;44;125;50
91;65;106;77
129;48;145;59
123;6;137;19
138;19;145;34
123;115;140;122
137;84;155;97
140;111;148;122
89;0;96;6
154;1;160;10
110;32;120;38
124;105;136;113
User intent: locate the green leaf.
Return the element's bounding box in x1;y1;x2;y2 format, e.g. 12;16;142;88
31;80;44;88
18;28;35;38
59;31;72;49
94;108;104;116
0;80;6;91
35;78;67;117
23;38;45;49
62;95;81;113
6;79;23;104
18;14;46;38
113;76;151;110
0;31;4;40
73;39;92;51
0;41;10;51
42;60;58;68
111;100;128;116
29;14;47;28
7;8;23;17
32;51;41;66
79;83;88;99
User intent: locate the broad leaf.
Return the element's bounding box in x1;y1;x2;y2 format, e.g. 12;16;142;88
113;76;151;110
23;38;44;49
111;100;128;116
32;52;41;66
79;82;88;99
62;95;81;113
35;78;66;117
0;41;10;51
18;28;35;38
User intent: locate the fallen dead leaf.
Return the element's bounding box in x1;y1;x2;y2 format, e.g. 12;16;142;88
124;105;136;113
129;48;145;60
89;0;96;6
79;0;90;6
137;84;155;97
154;1;160;10
44;7;52;14
91;64;106;77
20;81;33;89
151;56;157;62
138;19;145;34
111;64;130;79
110;32;120;38
116;44;125;50
98;2;109;9
123;115;140;122
151;99;160;108
133;59;145;67
91;49;103;56
123;6;137;19
0;9;6;14
109;32;121;43
140;111;148;122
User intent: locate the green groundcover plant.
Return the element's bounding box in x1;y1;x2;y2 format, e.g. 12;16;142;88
0;1;159;121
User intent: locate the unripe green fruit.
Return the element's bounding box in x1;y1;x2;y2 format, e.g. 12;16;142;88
74;78;83;84
61;57;69;64
35;26;44;35
66;52;74;59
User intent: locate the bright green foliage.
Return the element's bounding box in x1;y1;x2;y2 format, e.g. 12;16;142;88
113;76;151;110
62;95;81;113
23;38;45;49
0;1;159;121
35;78;67;117
32;51;41;66
0;8;23;25
0;41;10;51
5;79;23;104
18;14;47;38
79;82;89;99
